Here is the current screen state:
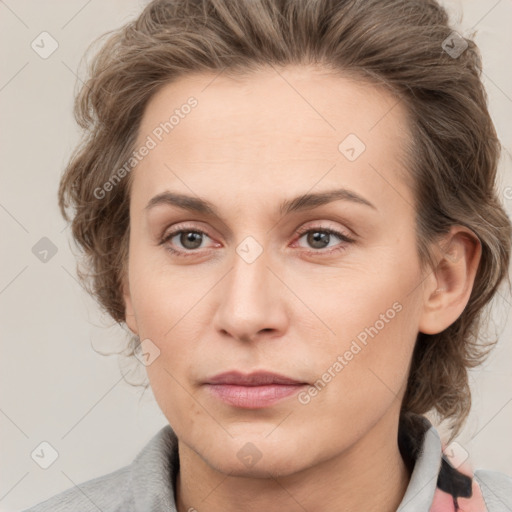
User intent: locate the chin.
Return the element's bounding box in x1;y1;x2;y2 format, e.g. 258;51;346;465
201;439;308;479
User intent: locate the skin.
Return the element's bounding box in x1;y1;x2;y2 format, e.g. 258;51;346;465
123;64;481;512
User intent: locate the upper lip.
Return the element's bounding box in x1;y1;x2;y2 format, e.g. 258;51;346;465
204;370;306;386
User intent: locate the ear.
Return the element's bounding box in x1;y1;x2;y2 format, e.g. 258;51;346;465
122;274;139;336
418;226;482;335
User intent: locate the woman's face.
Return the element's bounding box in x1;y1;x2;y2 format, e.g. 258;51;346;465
123;65;432;476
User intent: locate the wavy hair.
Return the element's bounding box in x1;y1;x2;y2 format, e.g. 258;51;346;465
58;0;512;440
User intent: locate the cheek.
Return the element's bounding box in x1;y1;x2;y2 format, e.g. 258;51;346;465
127;244;195;337
302;251;422;398
126;253;201;407
314;301;417;408
294;295;420;449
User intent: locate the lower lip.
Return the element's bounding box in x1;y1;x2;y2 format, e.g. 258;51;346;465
204;383;306;408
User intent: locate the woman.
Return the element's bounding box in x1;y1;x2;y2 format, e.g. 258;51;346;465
24;0;512;510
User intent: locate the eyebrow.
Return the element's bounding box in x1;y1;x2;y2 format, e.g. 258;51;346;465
144;188;377;217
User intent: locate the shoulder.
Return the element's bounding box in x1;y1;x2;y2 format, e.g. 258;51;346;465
474;468;512;511
22;424;179;512
22;464;132;512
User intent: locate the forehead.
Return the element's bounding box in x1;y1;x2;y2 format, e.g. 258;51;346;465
132;65;414;216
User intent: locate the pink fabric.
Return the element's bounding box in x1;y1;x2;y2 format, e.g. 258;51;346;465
430;443;488;511
430;479;487;511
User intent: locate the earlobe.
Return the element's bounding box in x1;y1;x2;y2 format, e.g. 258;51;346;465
418;226;482;335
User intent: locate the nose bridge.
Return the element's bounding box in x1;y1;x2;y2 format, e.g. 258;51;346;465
227;237;271;311
213;235;285;340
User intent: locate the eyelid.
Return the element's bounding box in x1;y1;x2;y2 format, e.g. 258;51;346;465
160;220;213;240
294;221;355;240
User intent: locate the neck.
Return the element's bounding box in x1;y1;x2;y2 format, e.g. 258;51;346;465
175;413;411;512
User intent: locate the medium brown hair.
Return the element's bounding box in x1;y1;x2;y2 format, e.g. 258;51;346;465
59;0;512;440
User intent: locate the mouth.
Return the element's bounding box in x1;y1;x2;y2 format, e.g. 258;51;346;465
203;370;309;409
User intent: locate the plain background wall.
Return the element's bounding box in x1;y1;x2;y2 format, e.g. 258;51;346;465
1;0;511;510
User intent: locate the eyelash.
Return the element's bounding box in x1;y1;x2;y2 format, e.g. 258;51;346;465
159;225;356;258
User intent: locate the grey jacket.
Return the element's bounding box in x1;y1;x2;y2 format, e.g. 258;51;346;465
23;416;512;511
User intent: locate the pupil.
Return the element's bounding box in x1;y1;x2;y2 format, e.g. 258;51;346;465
182;232;202;249
308;231;329;249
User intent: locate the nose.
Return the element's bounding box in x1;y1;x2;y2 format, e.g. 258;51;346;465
212;243;289;343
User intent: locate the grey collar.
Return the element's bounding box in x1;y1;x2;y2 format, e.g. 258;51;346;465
128;417;441;512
